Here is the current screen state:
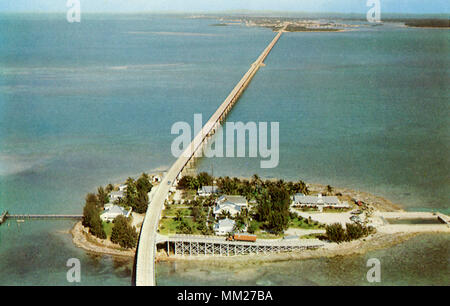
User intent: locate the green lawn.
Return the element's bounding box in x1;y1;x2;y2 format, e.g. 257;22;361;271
289;217;324;229
162;207;192;217
255;231;283;239
158;218;179;235
102;221;114;239
158;217;204;235
299;233;323;239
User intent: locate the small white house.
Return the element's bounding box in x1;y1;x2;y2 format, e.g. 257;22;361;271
214;218;235;235
100;205;132;222
118;184;127;192
109;190;125;202
291;193;350;211
198;185;219;197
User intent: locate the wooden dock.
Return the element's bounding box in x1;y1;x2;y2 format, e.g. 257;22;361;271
0;211;8;224
6;214;82;219
0;212;82;225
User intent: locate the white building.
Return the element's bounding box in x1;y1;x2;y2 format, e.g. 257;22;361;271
198;185;219;197
216;195;248;209
100;205;132;222
214;218;235;235
213;201;242;217
118;184;127;192
109;190;125;202
291;193;350;211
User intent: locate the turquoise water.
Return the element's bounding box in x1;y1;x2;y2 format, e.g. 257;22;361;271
0;14;448;285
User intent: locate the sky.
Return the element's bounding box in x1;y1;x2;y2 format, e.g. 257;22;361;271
0;0;448;14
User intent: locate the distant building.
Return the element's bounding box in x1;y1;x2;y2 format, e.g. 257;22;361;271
198;185;220;197
118;184;127;192
291;193;350;211
214;218;235;235
100;205;131;222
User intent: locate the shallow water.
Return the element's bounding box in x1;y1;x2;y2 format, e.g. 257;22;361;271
386;218;443;225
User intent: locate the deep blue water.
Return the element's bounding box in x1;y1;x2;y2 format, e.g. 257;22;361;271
0;14;448;285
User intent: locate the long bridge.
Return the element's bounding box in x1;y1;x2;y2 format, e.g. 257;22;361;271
135;29;284;286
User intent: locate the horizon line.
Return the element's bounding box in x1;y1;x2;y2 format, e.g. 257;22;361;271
1;10;448;16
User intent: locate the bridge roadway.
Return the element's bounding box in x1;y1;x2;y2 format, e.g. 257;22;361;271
135;29;284;286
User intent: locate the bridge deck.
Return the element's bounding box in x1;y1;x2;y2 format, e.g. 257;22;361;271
135;29;284;286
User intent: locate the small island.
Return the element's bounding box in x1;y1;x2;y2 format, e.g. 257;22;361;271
72;172;449;262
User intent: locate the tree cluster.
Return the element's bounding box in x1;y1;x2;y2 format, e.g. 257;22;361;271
325;222;374;243
124;173;153;213
215;175;309;200
254;185;291;235
82;193;106;239
110;215;138;249
176;172;214;190
175;198;214;235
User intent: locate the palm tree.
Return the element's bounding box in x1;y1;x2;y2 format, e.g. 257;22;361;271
175;210;183;222
326;185;333;195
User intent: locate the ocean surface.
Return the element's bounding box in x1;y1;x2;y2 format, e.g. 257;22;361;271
0;14;448;285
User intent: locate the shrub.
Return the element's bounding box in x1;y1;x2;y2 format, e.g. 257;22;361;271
110;215;138;249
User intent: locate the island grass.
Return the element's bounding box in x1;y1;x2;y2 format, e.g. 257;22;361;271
289;217;324;230
162;207;192;217
102;221;114;239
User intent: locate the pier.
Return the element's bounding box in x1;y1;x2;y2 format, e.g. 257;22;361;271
0;212;82;225
0;211;7;225
135;29;284;286
6;214;83;219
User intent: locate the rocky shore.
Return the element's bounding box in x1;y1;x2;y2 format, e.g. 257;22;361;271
71;221;135;258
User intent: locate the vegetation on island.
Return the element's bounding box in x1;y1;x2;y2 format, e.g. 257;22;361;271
402;19;449;28
325;222;375;243
282;25;340;32
121;173;153;214
81;172;152;249
82;193;106;239
165;173;324;237
110;215;138;249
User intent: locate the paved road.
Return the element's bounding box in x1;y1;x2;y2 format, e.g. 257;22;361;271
135;30;284;286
